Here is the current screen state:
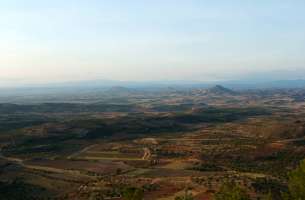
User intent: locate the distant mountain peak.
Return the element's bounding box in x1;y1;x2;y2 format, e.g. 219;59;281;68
207;85;236;95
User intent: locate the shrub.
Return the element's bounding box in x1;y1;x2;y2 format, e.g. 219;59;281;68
122;187;144;200
214;182;250;200
282;159;305;200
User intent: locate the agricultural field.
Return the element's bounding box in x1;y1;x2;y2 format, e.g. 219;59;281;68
0;86;305;199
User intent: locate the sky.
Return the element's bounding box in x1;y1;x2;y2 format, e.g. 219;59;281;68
1;0;305;86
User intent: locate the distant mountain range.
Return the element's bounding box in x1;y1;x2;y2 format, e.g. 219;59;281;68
220;79;305;89
2;79;305;93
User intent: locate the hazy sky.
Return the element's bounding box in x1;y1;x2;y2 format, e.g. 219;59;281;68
1;0;305;85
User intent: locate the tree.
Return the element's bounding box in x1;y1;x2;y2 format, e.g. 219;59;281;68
122;187;144;200
282;159;305;200
175;189;194;200
214;182;250;200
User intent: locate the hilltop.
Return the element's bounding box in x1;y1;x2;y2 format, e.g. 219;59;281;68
206;85;237;95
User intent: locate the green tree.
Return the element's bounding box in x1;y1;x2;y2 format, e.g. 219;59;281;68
214;182;250;200
283;159;305;200
122;187;144;200
175;189;194;200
